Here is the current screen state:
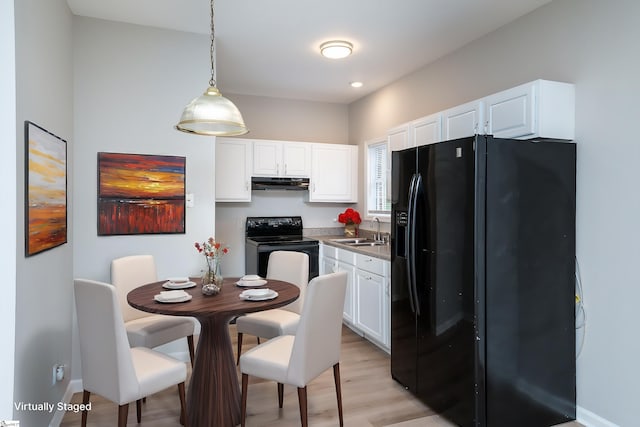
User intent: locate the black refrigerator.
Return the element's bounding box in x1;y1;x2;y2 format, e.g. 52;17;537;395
390;135;576;427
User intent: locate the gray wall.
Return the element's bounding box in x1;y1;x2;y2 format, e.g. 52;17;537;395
71;17;220;370
13;0;73;425
73;17;217;282
1;0;16;418
228;93;349;144
349;0;639;425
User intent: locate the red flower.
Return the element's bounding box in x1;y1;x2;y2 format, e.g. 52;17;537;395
337;208;361;225
194;237;229;260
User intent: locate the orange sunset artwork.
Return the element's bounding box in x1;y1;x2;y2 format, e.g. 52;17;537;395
97;152;185;235
26;122;67;256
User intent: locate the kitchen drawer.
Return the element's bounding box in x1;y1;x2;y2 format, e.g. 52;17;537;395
322;243;338;260
356;253;385;276
337;248;356;265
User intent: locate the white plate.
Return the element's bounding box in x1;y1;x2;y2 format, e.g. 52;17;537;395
240;290;278;301
235;279;268;287
154;294;193;303
167;277;190;284
163;281;197;290
241;288;271;297
240;274;263;281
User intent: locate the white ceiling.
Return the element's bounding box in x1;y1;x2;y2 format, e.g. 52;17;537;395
66;0;552;104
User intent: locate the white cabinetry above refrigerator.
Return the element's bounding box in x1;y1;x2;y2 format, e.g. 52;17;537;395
389;79;575;152
483;79;575;140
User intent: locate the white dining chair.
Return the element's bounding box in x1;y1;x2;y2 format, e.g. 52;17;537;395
111;255;196;365
74;278;188;427
235;250;309;364
239;271;348;427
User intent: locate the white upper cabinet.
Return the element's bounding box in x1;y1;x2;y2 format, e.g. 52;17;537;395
388;125;409;152
442;99;484;140
215;138;252;202
385;80;574;147
309;143;358;202
412;113;442;147
252;140;310;177
484;79;575;140
388;113;442;152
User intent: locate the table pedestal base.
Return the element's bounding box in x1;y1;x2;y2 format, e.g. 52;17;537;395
187;314;240;427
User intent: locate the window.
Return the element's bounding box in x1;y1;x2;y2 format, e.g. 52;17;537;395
366;138;391;218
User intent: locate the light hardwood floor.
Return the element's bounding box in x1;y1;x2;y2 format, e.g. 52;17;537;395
61;325;582;426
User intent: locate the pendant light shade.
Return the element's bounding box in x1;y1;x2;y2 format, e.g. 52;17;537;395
176;86;248;136
175;0;248;137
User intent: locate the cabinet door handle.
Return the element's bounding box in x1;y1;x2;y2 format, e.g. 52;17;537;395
245;181;249;191
276;163;280;176
284;163;287;175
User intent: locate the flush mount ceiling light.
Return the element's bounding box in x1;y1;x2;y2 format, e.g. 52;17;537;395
350;81;363;88
320;40;353;59
176;0;248;136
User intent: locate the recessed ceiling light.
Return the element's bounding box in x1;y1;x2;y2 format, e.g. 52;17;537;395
350;81;363;88
320;40;353;59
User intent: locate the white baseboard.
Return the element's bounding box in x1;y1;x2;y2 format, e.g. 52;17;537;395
48;379;83;427
577;405;620;427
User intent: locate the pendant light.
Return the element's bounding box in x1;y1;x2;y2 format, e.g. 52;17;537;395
176;0;248;136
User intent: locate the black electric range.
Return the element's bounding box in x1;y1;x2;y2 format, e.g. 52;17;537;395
245;216;319;279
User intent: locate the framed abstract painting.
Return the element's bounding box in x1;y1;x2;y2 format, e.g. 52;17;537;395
25;121;68;256
97;152;186;235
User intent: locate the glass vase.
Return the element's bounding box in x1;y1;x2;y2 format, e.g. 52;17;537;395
202;258;224;295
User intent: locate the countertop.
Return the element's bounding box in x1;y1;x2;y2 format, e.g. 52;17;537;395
314;235;391;261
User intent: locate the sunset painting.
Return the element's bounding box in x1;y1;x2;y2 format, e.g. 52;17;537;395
25;121;67;256
97;152;185;235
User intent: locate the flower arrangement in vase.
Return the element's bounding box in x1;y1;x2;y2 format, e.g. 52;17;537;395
194;237;228;295
338;208;362;237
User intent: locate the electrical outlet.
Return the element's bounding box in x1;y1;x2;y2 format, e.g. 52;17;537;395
52;364;65;385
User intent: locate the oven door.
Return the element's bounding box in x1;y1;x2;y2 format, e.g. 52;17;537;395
253;243;319;280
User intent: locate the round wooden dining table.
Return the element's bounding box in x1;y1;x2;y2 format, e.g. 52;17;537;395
127;277;300;427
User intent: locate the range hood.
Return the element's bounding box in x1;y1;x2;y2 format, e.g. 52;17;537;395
251;177;309;191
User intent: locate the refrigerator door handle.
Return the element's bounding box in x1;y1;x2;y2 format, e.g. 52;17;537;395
409;173;422;316
405;173;417;314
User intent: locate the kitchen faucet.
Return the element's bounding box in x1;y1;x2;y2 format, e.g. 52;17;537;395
372;217;381;241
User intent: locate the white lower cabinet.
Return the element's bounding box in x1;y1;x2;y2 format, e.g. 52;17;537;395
354;269;386;345
321;246;355;324
320;244;390;352
338;260;355;324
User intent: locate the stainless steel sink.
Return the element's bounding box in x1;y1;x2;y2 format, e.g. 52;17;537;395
329;238;386;247
347;241;387;247
329;238;371;244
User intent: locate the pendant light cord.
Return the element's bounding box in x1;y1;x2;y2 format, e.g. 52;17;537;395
209;0;216;88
